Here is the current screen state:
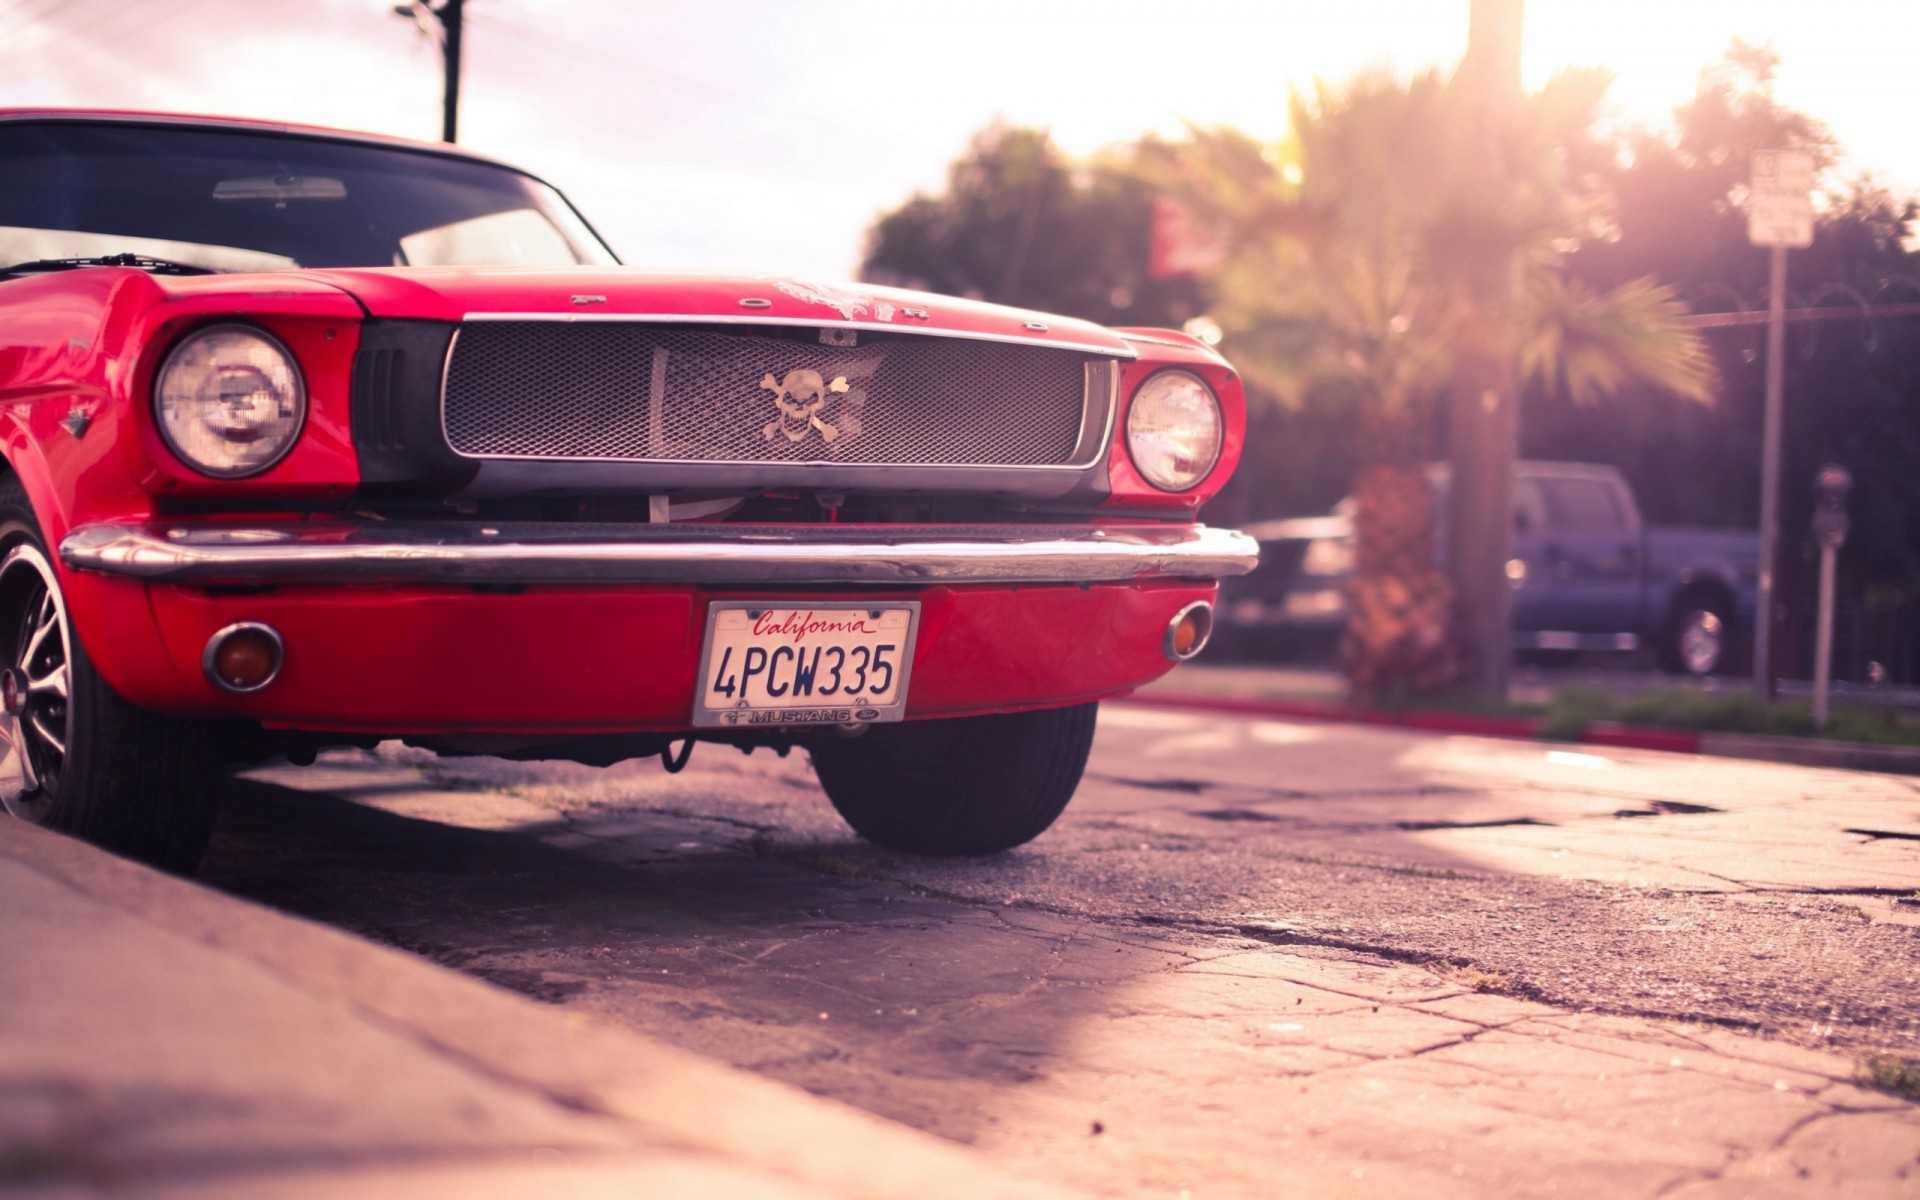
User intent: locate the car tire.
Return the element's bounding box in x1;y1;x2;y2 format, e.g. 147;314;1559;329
809;701;1098;855
0;480;225;873
1660;593;1731;676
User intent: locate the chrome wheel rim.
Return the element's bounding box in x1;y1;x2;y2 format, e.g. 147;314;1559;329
0;544;71;824
1677;609;1724;676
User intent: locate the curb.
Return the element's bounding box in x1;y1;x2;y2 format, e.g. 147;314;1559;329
0;821;1084;1199
1122;689;1920;776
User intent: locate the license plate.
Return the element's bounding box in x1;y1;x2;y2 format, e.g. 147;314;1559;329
693;602;920;728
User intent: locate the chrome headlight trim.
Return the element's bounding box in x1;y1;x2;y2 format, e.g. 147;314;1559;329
154;323;307;479
1125;368;1223;492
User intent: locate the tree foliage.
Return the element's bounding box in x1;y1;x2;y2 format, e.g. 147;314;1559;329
859;124;1203;330
1142;69;1712;698
1543;42;1920;675
856;40;1920;682
1145;71;1713;418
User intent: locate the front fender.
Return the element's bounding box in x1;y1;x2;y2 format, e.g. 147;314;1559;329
0;269;211;699
0;434;195;705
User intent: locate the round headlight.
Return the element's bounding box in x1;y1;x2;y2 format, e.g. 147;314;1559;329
155;325;306;478
1126;369;1223;492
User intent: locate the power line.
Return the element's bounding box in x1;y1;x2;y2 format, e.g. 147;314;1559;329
20;0;215;69
463;8;736;106
0;0;65;32
54;0;181;44
0;0;111;44
1684;302;1920;328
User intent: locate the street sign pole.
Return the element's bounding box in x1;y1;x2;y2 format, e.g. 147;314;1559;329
1746;149;1813;701
1755;245;1786;700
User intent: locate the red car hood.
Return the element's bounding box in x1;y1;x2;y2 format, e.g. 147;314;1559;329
264;268;1139;357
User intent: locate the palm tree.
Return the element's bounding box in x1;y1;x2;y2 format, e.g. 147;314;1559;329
1147;69;1714;701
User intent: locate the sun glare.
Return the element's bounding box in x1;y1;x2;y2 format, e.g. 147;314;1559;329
1526;2;1917;188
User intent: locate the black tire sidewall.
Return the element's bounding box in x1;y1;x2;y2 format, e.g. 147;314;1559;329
0;476;223;871
0;484;85;832
810;702;1097;855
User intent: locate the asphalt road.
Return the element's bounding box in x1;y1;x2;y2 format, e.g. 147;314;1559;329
192;704;1920;1196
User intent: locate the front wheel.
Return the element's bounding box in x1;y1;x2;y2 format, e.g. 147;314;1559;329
0;485;225;873
808;702;1098;855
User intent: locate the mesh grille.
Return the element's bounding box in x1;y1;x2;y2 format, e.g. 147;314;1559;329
442;323;1099;466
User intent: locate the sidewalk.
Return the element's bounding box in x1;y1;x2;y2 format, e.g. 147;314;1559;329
1135;662;1920;775
4;766;1918;1197
0;820;1081;1199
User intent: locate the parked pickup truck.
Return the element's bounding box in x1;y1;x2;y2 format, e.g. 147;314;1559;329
1217;461;1759;675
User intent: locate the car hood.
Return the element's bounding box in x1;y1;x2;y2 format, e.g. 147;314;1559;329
257;267;1140;358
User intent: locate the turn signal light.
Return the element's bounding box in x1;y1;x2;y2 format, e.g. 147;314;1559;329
1163;601;1214;662
203;623;285;693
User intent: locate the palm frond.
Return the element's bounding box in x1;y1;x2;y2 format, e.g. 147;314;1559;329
1521;275;1717;405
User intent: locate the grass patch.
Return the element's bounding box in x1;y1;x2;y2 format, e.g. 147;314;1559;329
1375;685;1546;720
0;1141;115;1185
1427;960;1513;994
812;855;873;880
1857;1054;1920;1101
1538;686;1920;749
1539;684;1614;741
1252;850;1471;880
1386;864;1470;881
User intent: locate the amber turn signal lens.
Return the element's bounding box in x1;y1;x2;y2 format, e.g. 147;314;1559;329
203;623;284;693
1163;602;1214;662
1172;619;1201;656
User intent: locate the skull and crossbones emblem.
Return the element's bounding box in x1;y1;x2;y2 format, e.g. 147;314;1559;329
761;369;850;443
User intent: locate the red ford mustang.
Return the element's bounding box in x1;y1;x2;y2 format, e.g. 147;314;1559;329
0;110;1255;871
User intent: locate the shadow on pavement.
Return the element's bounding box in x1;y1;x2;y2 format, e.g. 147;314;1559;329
197;775;1208;1147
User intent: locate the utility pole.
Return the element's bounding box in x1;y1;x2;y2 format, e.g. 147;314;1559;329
1447;0;1525;700
393;0;465;143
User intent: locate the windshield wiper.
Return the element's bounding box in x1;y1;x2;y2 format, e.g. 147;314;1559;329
0;254;223;277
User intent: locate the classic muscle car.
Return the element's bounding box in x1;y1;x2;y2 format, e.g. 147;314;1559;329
0;110;1255;871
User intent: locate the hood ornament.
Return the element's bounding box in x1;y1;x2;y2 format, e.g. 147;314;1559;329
762;369;859;444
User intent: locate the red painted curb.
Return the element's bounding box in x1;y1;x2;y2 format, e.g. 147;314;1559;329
1118;689;1920;774
1116;692;1368;725
1121;690;1545;740
1398;710;1544;739
1121;690;1692;755
1580;723;1702;754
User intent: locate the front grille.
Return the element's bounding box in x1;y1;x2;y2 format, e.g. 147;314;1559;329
442;323;1106;467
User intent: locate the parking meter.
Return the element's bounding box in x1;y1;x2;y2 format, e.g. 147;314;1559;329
1811;463;1851;729
1813;464;1851;549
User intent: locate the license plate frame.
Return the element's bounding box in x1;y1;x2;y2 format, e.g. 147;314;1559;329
692;600;922;729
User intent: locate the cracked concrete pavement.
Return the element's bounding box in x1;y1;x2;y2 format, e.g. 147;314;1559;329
106;700;1915;1197
0;821;1084;1199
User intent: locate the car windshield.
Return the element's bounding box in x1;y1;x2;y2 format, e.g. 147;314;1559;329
0;120;619;272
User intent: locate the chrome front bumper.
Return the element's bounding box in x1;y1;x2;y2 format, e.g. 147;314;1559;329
61;521;1259;587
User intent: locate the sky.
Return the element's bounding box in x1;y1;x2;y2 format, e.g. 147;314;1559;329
2;0;1914;280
